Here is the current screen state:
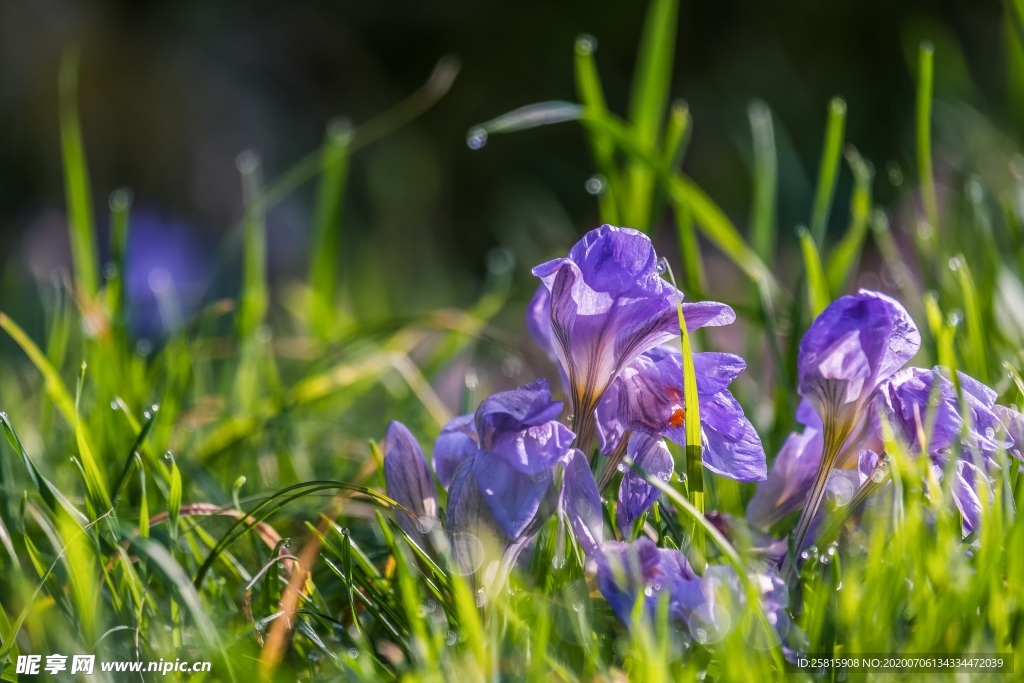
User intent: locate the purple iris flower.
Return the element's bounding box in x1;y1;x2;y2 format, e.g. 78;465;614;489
994;406;1024;461
433;414;478;489
601;347;766;482
878;367;1015;533
788;290;921;556
747;427;824;530
531;226;735;445
383;421;438;539
446;378;602;548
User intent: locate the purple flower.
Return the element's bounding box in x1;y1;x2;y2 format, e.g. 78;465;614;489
562;449;605;555
617;434;674;536
788;290;920;556
594;538;797;649
994;406;1024;461
383;421;438;539
531;226;735;427
599;348;766;482
433;414;478;489
447;380;576;541
593;538;702;625
798;290;920;437
878;367;1011;533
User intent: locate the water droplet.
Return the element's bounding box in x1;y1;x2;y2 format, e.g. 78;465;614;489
307;650;320;662
947;310;962;327
327;116;354;142
643;586;654;597
657;258;669;274
110;401;120;410
966;179;984;204
466;128;488;150
917;221;934;241
136;339;153;357
566;413;575;424
551;556;566;570
826;545;837;556
109;187;133;211
985;427;996;440
616;462;628;473
575;34;597;55
282;539;291;549
164;451;173;461
446;631;458;646
806;545;818;556
340;527;351;536
887;162;903;186
255;622;265;632
103;263;118;280
464;368;480;391
584;175;606;195
799;550;810;561
819;554;831;565
501;356;523;378
475;588;488;606
236;150;259;174
948;257;962;271
150;404;160;413
143;412;151;420
572;601;585;613
347;648;360;659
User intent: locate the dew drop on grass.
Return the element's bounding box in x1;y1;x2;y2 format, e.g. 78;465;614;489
948;257;962;271
307;650;320;662
985;427;996;440
575;34;597;55
466;128;488;150
643;586;654;597
475;588;488;607
347;648;360;659
572;601;585;613
110;401;119;410
551;555;566;570
236;150;259;174
616;462;627;473
103;263;117;280
445;631;457;646
657;257;668;274
164;451;173;461
584;175;605;195
799;550;810;561
947;310;962;326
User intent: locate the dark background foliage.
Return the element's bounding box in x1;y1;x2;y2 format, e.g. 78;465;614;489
0;0;1008;323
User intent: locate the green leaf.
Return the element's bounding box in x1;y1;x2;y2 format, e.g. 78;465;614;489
309;121;353;339
808;98;847;246
798;227;831;316
825;147;873;295
59;48;99;298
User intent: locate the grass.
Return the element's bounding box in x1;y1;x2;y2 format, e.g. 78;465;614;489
2;1;1024;680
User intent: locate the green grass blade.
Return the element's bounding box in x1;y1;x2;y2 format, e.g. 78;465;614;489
309;121;353;339
798;226;831;316
626;0;679;230
59;48;99;298
951;257;988;382
107;188;132;347
574;35;622;224
235;152;268;341
825;147;874;295
809;98;847;246
748;101;777;263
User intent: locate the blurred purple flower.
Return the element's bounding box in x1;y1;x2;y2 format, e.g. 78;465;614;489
598;347;766;482
383;421;438;539
562;448;605;555
747;427;824;530
123;209;214;341
994;405;1024;461
531;226;734;440
594;538;703;625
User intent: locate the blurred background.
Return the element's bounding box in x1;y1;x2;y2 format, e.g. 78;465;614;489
0;0;1011;338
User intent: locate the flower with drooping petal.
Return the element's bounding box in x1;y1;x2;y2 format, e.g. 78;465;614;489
878;366;1012;533
599;347;766;482
616;434;674;536
383;421;438;539
994;405;1024;462
531;226;735;425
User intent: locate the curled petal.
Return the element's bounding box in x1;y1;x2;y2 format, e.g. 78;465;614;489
798;290;921;430
994;405;1024;461
383;421;438;538
617;434;674;536
691;391;767;482
433;414;478;489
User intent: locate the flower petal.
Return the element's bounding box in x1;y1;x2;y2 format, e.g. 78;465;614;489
562;449;604;555
616;434;674;536
383;421;438;538
433;414;478;489
473;453;551;539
